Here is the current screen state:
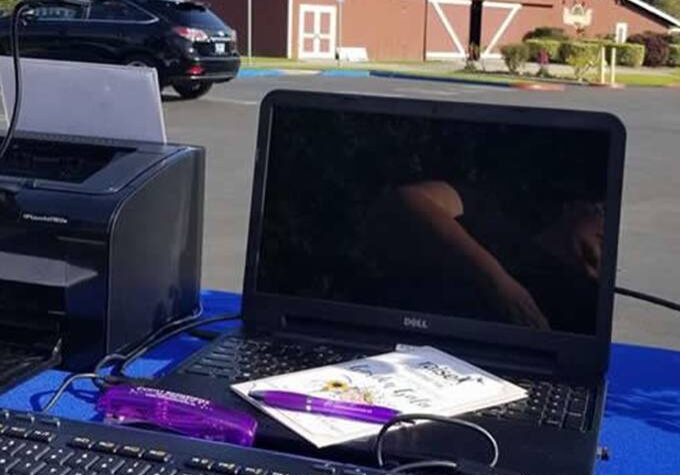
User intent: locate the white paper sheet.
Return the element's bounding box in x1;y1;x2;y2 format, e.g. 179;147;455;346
232;345;527;448
0;57;166;143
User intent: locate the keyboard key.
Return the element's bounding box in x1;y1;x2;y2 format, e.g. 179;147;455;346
6;428;28;440
37;466;69;475
119;461;151;475
242;468;268;475
93;456;125;474
0;456;20;473
569;399;587;413
142;450;170;463
147;467;176;475
16;444;49;461
68;439;93;450
564;413;584;431
66;453;99;470
93;442;118;454
117;447;143;459
213;462;240;475
185;365;212;376
43;449;74;465
26;433;54;444
186;458;213;471
0;440;25;457
36;419;59;429
13;415;35;425
10;460;46;475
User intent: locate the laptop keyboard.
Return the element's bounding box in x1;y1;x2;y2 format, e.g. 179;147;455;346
180;335;372;382
178;335;591;431
473;378;591;431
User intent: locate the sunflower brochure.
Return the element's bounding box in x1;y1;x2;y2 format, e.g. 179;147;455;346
231;345;527;448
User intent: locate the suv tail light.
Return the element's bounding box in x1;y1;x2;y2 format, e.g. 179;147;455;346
173;26;210;42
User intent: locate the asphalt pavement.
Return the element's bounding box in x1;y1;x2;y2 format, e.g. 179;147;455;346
162;76;680;350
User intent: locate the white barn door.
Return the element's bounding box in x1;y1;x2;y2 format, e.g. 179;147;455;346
298;4;337;59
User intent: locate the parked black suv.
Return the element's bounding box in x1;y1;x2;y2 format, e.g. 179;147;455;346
0;0;240;99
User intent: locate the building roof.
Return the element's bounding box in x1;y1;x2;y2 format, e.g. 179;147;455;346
626;0;680;28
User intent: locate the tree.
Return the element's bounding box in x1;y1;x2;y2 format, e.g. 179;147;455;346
649;0;680;18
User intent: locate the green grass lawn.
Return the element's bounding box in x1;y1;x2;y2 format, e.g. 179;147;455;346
589;72;680;87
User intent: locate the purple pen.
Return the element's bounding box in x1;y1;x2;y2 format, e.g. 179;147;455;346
249;390;400;424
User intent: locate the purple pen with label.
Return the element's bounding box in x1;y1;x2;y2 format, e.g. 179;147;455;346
248;390;400;424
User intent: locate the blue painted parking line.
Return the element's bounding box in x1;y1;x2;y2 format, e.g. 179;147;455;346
238;68;285;77
319;69;371;78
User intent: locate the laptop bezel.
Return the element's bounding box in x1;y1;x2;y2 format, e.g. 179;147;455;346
242;90;626;377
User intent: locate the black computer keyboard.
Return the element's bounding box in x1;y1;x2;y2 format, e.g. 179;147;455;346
0;409;385;475
179;336;372;382
474;378;591;431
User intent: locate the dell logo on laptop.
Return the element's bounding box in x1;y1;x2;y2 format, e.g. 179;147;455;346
403;317;429;330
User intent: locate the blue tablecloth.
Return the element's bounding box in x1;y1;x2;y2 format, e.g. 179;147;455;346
0;290;678;474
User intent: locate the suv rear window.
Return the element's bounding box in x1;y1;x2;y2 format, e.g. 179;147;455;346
153;0;227;30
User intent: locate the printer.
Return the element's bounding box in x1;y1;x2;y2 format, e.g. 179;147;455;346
0;132;204;382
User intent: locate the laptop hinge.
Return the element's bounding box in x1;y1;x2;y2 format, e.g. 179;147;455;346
278;313;561;377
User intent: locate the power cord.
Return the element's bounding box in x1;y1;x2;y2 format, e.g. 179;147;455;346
41;312;240;413
0;0;92;161
374;414;500;473
615;286;680;313
0;1;32;161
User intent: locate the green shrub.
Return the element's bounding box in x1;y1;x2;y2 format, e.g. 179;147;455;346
576;40;645;67
629;31;670;67
669;44;680;67
524;27;570;41
667;33;680;45
560;42;601;80
524;39;562;62
500;43;529;74
612;43;645;67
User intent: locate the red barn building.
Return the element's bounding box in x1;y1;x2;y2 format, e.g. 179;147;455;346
211;0;680;61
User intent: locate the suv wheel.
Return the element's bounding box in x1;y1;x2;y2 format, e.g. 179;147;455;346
173;82;213;99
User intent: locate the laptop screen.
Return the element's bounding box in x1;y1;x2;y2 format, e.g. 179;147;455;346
256;105;611;336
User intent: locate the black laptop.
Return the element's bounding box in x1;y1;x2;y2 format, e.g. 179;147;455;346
159;91;626;475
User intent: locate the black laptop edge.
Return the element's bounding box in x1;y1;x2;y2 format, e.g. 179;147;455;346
241;90;626;381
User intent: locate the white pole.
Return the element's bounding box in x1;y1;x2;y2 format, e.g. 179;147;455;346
248;0;253;65
610;47;617;86
337;0;343;65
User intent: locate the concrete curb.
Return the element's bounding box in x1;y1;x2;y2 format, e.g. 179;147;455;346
588;82;627;89
368;70;514;88
512;82;566;91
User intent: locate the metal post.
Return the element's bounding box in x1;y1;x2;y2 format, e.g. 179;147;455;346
248;0;253;65
610;46;617;86
599;46;606;84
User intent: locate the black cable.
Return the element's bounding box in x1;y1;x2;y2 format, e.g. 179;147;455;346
93;304;204;374
374;414;499;469
615;286;680;313
40;373;101;413
0;1;32;162
41;313;239;412
115;314;239;374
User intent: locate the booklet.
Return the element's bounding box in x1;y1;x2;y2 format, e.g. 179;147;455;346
231;345;526;448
